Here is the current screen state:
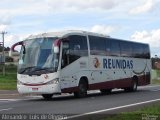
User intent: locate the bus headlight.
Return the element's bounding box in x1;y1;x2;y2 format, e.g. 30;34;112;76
46;78;59;85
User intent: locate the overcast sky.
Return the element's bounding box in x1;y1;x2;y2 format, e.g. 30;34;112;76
0;0;160;57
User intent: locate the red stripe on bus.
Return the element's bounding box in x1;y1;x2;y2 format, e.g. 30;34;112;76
61;74;150;93
23;83;47;86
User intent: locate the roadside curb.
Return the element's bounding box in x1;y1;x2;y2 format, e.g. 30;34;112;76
0;90;22;99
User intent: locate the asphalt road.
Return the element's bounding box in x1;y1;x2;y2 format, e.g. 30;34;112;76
0;85;160;120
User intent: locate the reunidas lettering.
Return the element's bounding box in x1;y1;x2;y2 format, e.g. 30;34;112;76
103;59;133;69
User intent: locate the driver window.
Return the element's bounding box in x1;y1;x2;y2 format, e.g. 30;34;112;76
61;35;88;69
61;42;69;68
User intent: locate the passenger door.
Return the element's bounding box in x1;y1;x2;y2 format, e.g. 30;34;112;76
60;35;88;89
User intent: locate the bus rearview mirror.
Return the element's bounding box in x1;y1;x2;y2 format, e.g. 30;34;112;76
54;46;59;54
9;41;23;57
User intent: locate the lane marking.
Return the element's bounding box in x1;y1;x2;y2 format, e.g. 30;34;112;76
0;99;20;102
0;108;12;112
138;85;160;89
68;98;160;119
0;94;19;95
150;89;160;92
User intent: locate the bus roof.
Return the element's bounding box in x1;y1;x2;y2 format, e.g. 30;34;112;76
25;30;148;46
25;30;110;40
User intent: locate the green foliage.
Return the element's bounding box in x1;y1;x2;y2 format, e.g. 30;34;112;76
105;113;141;120
0;46;10;52
0;65;17;90
103;104;160;120
0;46;2;52
152;79;160;84
5;56;14;62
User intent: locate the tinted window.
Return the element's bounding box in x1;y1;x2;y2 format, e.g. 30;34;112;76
61;35;88;67
143;44;150;59
89;36;106;55
120;41;132;57
110;39;120;56
132;43;143;58
105;38;111;56
69;35;88;57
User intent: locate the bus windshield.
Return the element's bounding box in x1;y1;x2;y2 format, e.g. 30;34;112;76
18;37;59;75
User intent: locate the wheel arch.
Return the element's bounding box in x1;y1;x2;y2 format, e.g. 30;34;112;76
132;75;138;84
79;76;89;89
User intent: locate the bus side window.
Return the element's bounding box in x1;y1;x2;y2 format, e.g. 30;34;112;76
143;44;150;59
110;39;120;56
105;38;111;56
61;35;88;68
69;35;88;64
132;43;143;58
89;36;106;55
61;42;69;68
120;41;132;57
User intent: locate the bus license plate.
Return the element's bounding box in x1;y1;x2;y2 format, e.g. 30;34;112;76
32;88;38;91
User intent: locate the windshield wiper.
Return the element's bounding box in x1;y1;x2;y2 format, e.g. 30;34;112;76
19;66;37;74
27;68;54;76
33;67;53;72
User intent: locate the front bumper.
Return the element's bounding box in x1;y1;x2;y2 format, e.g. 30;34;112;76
17;83;61;94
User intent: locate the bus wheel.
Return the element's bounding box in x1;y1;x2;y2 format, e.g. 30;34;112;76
100;89;111;94
42;94;53;100
74;80;88;98
124;80;138;92
130;80;138;92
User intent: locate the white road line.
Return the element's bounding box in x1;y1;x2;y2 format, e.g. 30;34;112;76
68;98;160;119
139;85;160;89
0;108;12;112
0;99;20;102
0;94;19;95
150;89;160;92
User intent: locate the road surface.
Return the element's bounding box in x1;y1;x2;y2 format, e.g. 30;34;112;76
0;85;160;120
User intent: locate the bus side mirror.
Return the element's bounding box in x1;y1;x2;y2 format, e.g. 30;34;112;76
53;39;61;54
54;46;59;54
9;41;23;57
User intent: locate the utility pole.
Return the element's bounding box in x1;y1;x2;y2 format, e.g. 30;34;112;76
0;31;7;76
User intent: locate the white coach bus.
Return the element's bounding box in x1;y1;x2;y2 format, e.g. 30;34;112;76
10;30;151;99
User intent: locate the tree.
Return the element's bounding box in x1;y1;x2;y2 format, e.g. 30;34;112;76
4;47;10;51
0;46;11;52
151;56;160;69
5;56;14;62
0;46;2;52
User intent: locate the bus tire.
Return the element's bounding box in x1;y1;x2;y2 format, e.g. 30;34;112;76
100;89;111;94
130;79;138;92
42;94;53;100
124;79;138;92
74;80;88;98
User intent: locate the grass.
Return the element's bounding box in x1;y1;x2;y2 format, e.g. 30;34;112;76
151;69;160;85
152;79;160;84
0;65;17;90
156;70;160;75
0;74;17;90
103;104;160;120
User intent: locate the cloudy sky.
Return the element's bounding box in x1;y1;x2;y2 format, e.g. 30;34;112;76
0;0;160;56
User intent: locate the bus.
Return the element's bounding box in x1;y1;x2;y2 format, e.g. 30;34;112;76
10;30;151;99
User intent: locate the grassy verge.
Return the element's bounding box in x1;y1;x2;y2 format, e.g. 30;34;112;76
0;65;17;90
0;74;17;90
104;104;160;120
151;70;160;85
152;79;160;84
